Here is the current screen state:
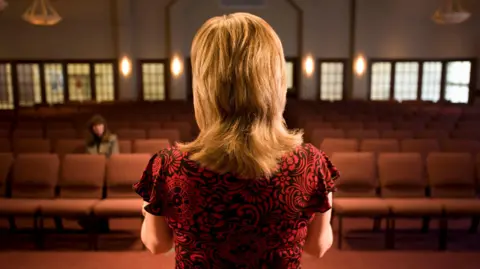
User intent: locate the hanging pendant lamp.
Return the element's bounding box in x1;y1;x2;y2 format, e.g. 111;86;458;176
432;0;471;25
0;0;8;12
23;0;62;26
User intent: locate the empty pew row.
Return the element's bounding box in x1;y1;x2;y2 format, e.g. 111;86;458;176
332;151;480;250
0;124;192;142
0;138;174;155
318;138;480;157
0;151;479;250
0;153;152;250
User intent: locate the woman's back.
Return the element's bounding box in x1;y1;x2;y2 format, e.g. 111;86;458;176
134;143;337;268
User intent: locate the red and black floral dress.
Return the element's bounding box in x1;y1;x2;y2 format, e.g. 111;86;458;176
133;143;338;269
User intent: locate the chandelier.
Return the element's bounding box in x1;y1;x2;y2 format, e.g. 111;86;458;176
432;0;471;25
0;0;8;12
23;0;62;26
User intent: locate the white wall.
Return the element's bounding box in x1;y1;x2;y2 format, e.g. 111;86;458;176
0;0;115;59
0;0;478;101
354;0;480;99
168;0;297;99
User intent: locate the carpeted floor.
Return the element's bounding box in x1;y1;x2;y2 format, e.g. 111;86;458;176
0;217;479;269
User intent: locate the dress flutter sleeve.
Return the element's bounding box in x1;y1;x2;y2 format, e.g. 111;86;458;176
133;153;166;216
305;145;340;214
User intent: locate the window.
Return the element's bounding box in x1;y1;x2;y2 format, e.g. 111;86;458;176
445;61;471;103
0;63;14;110
319;62;344;101
141;62;166;101
369;59;473;103
44;63;65;104
421;62;442;102
285;60;294;91
67;63;91;102
94;63;115;102
16;64;42;107
370;62;392;100
393;62;419;101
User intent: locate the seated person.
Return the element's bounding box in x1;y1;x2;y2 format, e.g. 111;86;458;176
77;115;118;232
85;114;119;157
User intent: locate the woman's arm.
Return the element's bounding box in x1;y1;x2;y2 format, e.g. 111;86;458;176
85;144;96;154
303;193;334;258
302;145;338;258
141;201;174;254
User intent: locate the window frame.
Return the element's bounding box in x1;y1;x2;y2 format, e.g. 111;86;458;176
367;58;477;104
0;60;15;110
317;58;348;101
138;59;169;101
285;57;300;99
420;61;443;102
392;61;421;102
0;59;119;109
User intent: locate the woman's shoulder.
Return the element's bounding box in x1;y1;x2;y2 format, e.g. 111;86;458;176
155;145;183;158
293;143;325;157
147;145;185;172
104;133;118;142
288;143;334;170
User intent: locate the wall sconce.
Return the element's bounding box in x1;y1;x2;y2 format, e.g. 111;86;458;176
120;56;132;77
354;54;367;76
304;55;314;77
171;56;183;77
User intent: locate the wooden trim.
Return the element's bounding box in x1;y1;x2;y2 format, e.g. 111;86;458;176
389;62;395;100
137;59;169;63
0;59;115;63
439;60;447;102
10;61;19;114
285;0;303;99
186;57;193;100
366;60;373;99
165;59;171;100
113;59;120;101
316;60;322;101
468;59;477;104
62;63;69;103
38;63;47;105
347;0;357;99
89;63;97;101
136;61;143;101
165;0;179;99
165;0;178;57
416;61;424;100
369;58;475;62
110;0;120;57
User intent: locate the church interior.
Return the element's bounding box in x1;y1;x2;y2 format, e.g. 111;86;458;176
0;0;479;268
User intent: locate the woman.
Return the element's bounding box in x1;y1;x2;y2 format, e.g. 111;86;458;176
134;13;338;268
81;114;118;232
85;114;119;158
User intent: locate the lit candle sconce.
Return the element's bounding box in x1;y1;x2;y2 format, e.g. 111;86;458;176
171;55;183;77
120;56;132;77
354;54;367;77
304;55;315;77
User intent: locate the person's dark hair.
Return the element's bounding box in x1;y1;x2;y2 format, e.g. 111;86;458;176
85;114;112;145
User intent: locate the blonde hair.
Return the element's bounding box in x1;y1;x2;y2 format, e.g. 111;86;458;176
178;12;303;179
